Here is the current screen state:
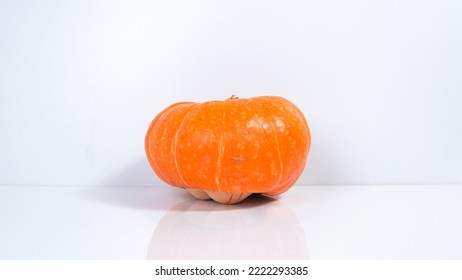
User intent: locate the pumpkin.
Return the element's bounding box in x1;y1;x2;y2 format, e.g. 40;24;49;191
145;95;311;204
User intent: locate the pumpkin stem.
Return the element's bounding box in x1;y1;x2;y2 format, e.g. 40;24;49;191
226;95;239;100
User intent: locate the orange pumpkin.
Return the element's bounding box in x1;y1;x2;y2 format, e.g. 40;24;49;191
145;95;311;204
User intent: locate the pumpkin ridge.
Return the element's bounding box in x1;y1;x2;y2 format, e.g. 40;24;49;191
261;96;311;195
146;102;192;186
172;104;196;187
226;193;233;204
215;102;226;192
253;98;284;193
145;115;168;184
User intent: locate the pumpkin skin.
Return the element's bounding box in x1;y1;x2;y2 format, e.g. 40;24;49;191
145;96;311;203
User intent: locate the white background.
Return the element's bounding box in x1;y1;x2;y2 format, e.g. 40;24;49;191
1;0;462;187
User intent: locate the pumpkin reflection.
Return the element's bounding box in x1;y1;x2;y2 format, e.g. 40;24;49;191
147;195;309;259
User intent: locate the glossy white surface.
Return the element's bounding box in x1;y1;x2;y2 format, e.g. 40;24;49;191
0;185;461;259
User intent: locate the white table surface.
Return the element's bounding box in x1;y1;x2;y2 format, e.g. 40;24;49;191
0;184;461;260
